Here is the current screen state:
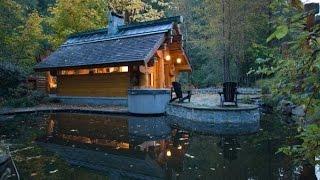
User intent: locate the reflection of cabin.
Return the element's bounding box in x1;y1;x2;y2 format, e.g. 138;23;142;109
34;12;191;105
40;113;189;179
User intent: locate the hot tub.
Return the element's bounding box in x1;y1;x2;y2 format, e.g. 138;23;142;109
128;89;171;115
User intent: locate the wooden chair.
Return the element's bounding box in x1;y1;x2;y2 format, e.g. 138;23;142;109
170;82;192;103
218;82;239;107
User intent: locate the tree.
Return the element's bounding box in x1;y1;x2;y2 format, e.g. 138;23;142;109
46;0;108;47
107;0;171;22
170;0;270;87
251;0;320;165
11;11;46;70
0;0;24;62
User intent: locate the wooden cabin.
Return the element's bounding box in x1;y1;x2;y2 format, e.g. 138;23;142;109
35;12;191;104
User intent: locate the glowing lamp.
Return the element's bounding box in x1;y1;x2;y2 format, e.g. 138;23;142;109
177;145;182;150
176;58;182;64
166;150;172;157
165;55;171;61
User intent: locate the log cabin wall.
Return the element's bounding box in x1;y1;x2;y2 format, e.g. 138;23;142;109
57;72;130;97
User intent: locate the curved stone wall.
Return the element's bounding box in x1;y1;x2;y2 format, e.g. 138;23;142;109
166;103;260;124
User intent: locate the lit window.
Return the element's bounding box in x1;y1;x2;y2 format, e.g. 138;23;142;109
120;66;128;72
109;67;115;72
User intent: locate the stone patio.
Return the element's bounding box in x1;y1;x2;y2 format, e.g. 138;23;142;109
188;93;261;108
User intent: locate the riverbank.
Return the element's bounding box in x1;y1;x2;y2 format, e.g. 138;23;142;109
0;89;262;116
0;104;128;116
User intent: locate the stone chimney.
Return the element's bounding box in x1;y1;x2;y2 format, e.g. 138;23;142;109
108;11;125;35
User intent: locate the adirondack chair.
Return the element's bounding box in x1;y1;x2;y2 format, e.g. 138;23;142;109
170;82;192;103
218;82;239;107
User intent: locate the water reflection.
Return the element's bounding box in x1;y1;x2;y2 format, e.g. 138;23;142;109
9;113;307;179
217;136;240;162
39;113;189;179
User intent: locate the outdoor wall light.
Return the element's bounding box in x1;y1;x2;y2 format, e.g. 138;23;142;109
166;150;172;157
177;145;182;150
176;58;182;64
165;55;171;61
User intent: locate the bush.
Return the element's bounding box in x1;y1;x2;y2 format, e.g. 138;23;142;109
0;61;26;96
47;97;61;104
256;79;271;95
3;84;47;108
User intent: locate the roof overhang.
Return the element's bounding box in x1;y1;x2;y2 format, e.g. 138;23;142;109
34;33;166;72
34;60;145;72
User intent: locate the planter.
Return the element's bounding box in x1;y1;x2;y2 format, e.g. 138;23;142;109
128;89;171;115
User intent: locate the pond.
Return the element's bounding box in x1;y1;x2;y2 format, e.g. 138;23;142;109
0;112;309;179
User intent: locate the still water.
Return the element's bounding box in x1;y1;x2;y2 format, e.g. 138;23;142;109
0;112;305;179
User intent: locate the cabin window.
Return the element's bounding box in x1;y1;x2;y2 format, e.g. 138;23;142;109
58;66;128;75
97;68;107;73
76;69;89;74
108;67;116;73
119;66;128;72
60;70;75;75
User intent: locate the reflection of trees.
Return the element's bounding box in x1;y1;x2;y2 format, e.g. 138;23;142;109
217;136;240;162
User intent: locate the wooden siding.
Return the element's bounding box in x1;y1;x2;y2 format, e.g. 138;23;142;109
57;73;129;97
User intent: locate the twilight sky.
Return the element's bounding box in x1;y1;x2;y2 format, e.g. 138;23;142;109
301;0;320;3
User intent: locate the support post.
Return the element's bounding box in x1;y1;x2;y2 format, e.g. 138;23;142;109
144;62;149;88
159;51;165;88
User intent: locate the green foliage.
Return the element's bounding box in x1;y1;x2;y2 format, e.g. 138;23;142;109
3;84;47;108
278;124;320;165
251;0;320;121
46;0;170;47
108;0;171;22
170;0;270;86
267;25;289;42
12;11;47;71
0;61;26;95
251;0;320;167
46;0;108;47
0;0;24;62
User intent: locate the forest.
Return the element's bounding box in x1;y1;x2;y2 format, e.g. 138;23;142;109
0;0;271;86
0;0;320;176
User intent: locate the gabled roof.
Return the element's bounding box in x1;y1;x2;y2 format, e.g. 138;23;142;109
35;16;183;71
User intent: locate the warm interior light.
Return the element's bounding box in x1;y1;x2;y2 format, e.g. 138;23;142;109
166;150;172;157
176;58;182;64
109;67;115;72
120;66;128;72
165;55;171;61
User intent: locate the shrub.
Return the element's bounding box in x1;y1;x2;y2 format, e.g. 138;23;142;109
0;61;26;96
47;97;61;104
3;83;47;107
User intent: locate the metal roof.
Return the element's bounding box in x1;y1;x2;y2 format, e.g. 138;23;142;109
35;33;165;70
35;16;182;70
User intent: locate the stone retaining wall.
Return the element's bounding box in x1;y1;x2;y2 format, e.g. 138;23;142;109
166;103;260;124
